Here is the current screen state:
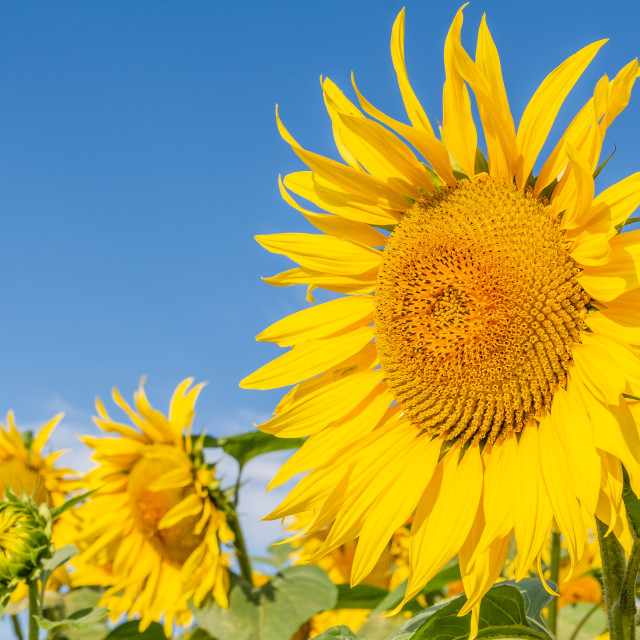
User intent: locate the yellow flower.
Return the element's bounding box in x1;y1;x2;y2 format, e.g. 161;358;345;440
0;412;69;508
0;412;75;608
290;514;409;591
241;7;640;636
289;517;411;638
557;539;602;608
73;378;232;636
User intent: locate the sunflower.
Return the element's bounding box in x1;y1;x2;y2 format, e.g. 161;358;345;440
289;516;411;638
241;6;640;635
73;378;231;636
0;412;75;607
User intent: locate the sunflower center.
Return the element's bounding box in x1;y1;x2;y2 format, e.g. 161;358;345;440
374;175;589;444
128;450;205;566
0;459;49;505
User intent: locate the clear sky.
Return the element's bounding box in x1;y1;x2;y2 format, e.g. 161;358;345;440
1;0;640;558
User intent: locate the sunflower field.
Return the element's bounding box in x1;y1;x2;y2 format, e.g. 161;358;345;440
1;3;640;640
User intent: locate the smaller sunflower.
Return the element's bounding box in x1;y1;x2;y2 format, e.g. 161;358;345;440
0;411;70;507
0;412;75;608
73;378;231;636
289;516;411;638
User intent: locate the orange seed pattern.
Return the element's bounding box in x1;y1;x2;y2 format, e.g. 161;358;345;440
374;175;589;444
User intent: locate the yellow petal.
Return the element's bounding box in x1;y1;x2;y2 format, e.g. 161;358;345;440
450;13;517;180
442;7;477;177
352;76;456;186
255;233;381;276
551;388;601;515
277;105;409;212
157;493;202;530
390;9;436;136
588;288;640;345
323;78;435;197
516;39;607;188
579;230;640;301
240;325;374;390
258;369;383;438
558;143;595;231
512;426;553;580
402;444;482;606
539;413;586;570
268;386;393;489
283;171;402;225
469;434;518;564
257;295;373;347
263;266;377;296
351;434;441;584
31;413;64;455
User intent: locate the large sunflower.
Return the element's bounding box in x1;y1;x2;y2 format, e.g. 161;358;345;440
73;378;231;636
241;7;640;635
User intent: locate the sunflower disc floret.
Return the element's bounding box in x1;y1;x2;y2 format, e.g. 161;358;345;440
375;175;590;444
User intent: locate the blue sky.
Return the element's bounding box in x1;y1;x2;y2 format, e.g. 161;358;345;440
1;0;640;557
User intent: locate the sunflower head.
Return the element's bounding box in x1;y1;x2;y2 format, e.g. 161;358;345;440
243;5;640;635
75;378;232;636
0;490;52;595
0;412;71;508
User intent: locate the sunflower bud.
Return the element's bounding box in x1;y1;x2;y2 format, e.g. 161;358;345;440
0;490;52;597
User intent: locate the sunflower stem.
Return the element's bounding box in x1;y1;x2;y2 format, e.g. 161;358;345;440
227;463;253;584
617;539;640;640
547;530;561;635
596;518;629;640
27;579;40;640
11;615;24;640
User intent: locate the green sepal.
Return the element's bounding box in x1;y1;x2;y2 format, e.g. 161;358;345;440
475;147;489;175
593;145;616;180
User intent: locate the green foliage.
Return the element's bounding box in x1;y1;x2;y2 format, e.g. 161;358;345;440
556;603;607;640
57;586;109;640
199;431;305;467
191;565;338;640
104;621;169;639
34;606;109;633
386;581;554;640
335;583;389;610
39;544;77;604
252;541;296;570
314;625;360;640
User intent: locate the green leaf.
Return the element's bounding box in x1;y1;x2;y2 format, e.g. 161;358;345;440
252;541;296;570
61;587;109;640
34;606;109;632
314;625;360;640
500;578;555;633
199;431;305;467
191;565;338;640
335;583;389;610
388;584;553;640
39;545;77;602
104;621;169;639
